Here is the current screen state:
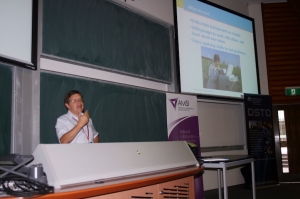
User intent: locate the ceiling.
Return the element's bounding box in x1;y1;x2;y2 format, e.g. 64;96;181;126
241;0;300;17
240;0;287;5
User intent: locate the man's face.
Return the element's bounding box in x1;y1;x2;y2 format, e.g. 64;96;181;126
65;93;84;115
214;61;220;68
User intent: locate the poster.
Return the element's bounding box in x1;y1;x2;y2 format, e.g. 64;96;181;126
166;93;200;149
244;93;278;187
166;93;204;199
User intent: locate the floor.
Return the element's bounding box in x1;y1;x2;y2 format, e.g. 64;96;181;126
204;183;300;199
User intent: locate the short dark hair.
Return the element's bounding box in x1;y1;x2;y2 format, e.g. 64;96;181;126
64;90;83;104
213;54;220;62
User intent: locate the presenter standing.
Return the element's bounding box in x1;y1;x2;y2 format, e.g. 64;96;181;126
206;54;225;89
55;90;99;144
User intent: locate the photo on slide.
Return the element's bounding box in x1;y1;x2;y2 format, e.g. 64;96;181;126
201;46;242;92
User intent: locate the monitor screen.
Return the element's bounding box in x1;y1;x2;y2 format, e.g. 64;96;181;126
0;0;37;70
174;0;260;99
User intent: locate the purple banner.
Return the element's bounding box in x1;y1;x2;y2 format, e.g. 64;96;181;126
166;93;204;199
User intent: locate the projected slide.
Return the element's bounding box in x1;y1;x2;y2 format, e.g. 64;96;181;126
175;0;259;99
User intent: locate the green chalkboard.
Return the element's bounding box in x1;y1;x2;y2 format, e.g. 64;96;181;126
0;63;12;156
42;0;172;82
40;72;168;143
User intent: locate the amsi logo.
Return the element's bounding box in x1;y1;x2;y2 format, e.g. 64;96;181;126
168;98;189;110
169;98;178;110
178;100;189;106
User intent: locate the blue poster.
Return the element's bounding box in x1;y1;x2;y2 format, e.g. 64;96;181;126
244;93;278;187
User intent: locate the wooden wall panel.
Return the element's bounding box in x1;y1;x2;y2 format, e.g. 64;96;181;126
262;3;300;104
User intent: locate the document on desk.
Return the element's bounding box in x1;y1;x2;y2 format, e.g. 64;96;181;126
202;158;229;162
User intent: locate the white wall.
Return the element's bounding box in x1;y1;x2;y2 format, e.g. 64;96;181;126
248;4;269;95
198;99;248;190
198;101;246;148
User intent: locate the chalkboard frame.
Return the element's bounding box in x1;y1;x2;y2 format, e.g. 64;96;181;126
42;0;174;83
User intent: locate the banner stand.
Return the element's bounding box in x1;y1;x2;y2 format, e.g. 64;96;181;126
166;93;204;199
243;93;278;188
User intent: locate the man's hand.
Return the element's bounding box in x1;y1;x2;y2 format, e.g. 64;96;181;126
78;110;89;128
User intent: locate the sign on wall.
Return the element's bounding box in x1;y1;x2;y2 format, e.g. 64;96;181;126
285;87;300;96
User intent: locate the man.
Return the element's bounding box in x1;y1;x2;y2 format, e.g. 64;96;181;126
55;90;99;143
206;54;225;89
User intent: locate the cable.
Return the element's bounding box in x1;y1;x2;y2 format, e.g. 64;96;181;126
0;154;54;197
0;175;54;198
